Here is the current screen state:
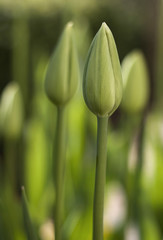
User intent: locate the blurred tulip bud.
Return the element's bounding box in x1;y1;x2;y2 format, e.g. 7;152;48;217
0;82;24;139
83;22;123;117
121;50;150;113
44;22;80;106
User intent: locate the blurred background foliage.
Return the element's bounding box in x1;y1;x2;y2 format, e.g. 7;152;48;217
0;0;163;239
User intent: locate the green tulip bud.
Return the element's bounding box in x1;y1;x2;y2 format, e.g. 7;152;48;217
83;22;123;117
0;82;24;140
121;50;150;113
44;22;80;106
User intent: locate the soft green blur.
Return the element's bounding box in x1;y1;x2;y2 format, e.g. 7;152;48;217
121;50;150;113
0;82;24;140
0;0;163;240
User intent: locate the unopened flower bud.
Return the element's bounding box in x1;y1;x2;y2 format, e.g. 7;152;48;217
44;22;80;106
0;82;24;139
83;22;123;117
121;50;150;113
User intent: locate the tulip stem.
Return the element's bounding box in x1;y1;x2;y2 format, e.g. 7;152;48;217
54;106;67;240
93;116;108;240
4;139;16;192
132;111;147;236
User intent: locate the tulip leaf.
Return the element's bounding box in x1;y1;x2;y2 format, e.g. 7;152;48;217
21;187;38;240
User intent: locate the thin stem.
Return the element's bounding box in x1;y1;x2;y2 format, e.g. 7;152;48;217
12;15;30;115
54;106;67;240
4;139;17;192
93;116;108;240
127;110;148;239
132;111;147;238
132;112;147;217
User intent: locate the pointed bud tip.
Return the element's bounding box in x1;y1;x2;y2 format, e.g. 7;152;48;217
64;22;74;35
66;21;74;29
101;22;107;28
101;22;112;34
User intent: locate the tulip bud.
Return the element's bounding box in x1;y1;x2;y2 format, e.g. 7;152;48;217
44;22;80;106
0;82;24;140
121;50;150;113
83;22;123;117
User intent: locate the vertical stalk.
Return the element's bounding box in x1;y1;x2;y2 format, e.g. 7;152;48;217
132;112;147;238
127;111;148;239
155;0;163;108
12;14;29;114
133;115;146;210
54;106;67;240
93;116;108;240
4;139;16;192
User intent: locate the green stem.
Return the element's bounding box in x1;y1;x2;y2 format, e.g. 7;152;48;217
93;116;108;240
4;139;16;192
12;14;29;114
127;111;148;238
132;112;147;237
155;0;163;108
131;112;147;216
54;106;67;240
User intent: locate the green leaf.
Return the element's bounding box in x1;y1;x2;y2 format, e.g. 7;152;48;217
21;187;38;240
